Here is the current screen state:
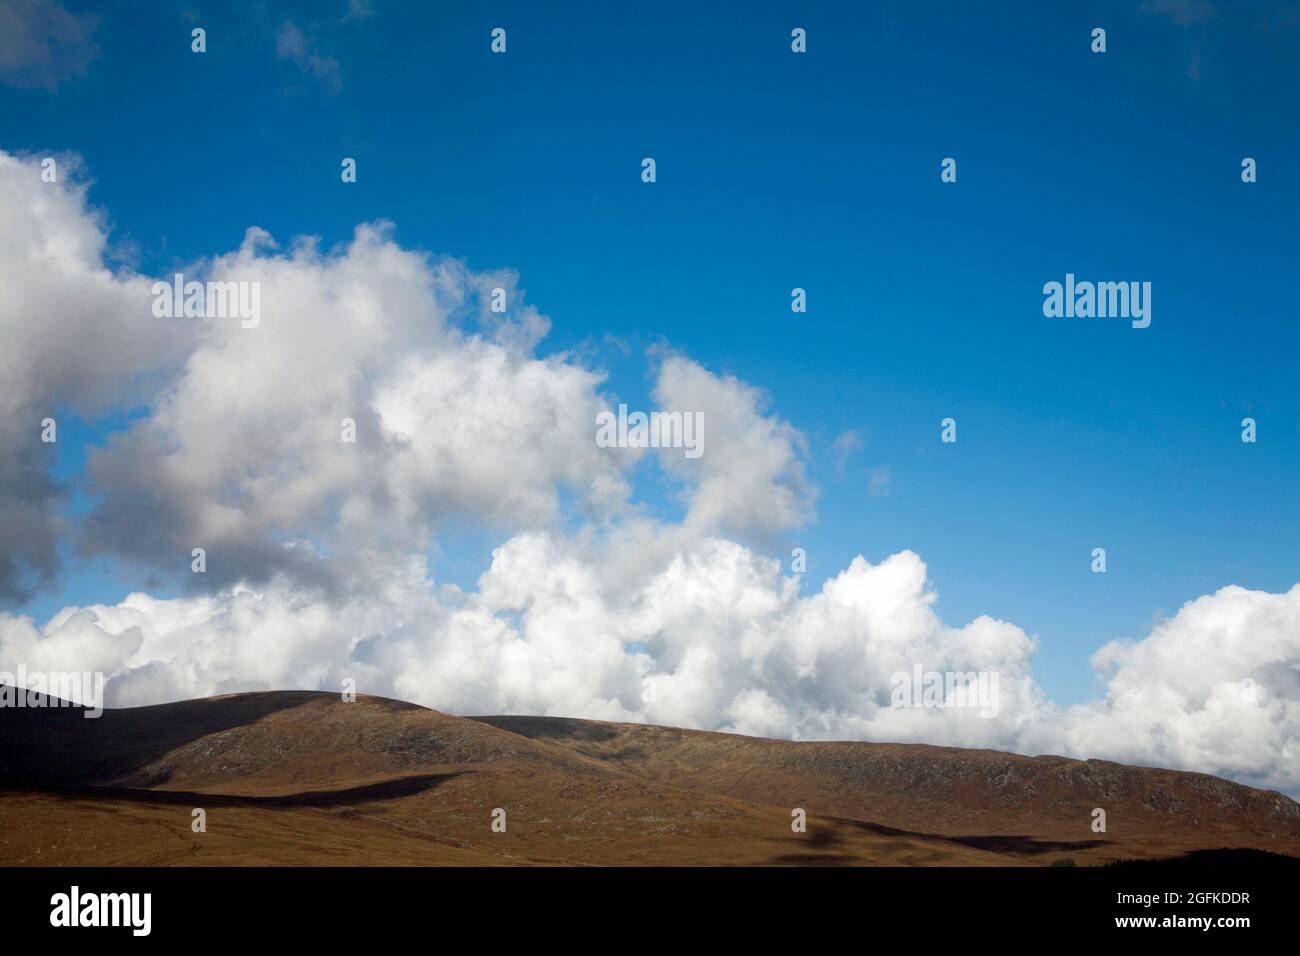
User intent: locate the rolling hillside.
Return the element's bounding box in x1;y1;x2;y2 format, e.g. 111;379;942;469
1;690;1296;866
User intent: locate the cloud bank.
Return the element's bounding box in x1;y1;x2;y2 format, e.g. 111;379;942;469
1;150;1297;796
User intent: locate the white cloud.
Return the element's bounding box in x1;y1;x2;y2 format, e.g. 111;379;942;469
1;538;1044;740
6;548;1297;794
1041;583;1300;794
79;222;632;590
653;355;814;537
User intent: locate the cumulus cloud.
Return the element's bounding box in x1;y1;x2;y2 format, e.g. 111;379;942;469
6;551;1297;793
0;540;1045;744
653;356;814;538
0;151;191;601
1041;583;1300;793
0;0;98;90
74;223;634;593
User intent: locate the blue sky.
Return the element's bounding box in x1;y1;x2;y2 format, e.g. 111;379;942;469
3;0;1298;711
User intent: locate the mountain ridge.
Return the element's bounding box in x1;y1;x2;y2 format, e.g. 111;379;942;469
2;689;1295;866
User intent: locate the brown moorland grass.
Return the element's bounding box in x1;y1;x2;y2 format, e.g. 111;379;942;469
1;690;1295;866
